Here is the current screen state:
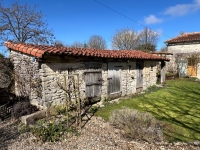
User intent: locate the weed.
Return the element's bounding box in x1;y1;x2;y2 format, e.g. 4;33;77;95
102;97;110;107
89;106;99;113
18;123;30;133
56;105;67;115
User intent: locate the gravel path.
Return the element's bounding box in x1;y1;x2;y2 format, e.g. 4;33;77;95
0;117;200;150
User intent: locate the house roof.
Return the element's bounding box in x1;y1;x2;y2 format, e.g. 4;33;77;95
165;32;200;43
151;52;173;55
4;41;168;61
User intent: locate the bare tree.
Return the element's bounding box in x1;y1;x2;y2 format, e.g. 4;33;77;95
137;27;159;52
112;28;139;50
160;46;167;52
54;40;65;47
71;41;88;48
88;35;107;49
0;1;54;45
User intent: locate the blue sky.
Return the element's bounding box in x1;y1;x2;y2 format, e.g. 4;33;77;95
3;0;200;51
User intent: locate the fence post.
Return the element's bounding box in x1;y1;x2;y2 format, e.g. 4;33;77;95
63;75;69;127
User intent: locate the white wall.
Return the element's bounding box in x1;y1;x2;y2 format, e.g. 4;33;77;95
167;43;200;78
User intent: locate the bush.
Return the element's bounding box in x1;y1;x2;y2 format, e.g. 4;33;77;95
56;105;67;115
109;108;163;142
189;77;198;81
31;119;78;142
0;57;13;89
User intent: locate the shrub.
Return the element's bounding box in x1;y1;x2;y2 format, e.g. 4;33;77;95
47;105;67;116
0;57;13;89
89;106;99;113
109;108;163;142
31;119;78;142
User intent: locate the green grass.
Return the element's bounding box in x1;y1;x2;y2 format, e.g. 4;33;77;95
96;79;200;142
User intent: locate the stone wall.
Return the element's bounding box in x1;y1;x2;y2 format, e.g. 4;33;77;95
39;62;86;109
11;51;159;109
10;50;42;108
101;63;108;100
167;43;200;77
121;62;136;96
168;43;200;54
197;63;200;78
39;60;158;108
143;61;158;90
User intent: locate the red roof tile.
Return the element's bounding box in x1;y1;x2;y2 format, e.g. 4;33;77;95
4;41;168;61
151;52;173;55
165;32;200;43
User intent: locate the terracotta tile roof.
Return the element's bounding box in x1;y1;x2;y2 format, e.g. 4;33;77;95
151;52;173;55
4;41;168;61
165;32;200;43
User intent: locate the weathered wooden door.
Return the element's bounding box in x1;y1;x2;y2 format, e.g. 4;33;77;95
108;62;121;94
187;58;197;76
85;62;102;102
136;61;144;92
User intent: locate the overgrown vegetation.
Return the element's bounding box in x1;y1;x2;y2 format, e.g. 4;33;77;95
18;116;79;142
0;57;13;89
110;107;162;142
96;79;200;142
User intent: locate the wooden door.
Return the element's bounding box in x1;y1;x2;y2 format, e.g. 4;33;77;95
108;62;121;94
85;62;102;101
136;61;144;92
187;58;197;76
85;70;102;98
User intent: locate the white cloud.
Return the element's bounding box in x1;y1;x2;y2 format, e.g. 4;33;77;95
164;0;200;16
144;15;163;24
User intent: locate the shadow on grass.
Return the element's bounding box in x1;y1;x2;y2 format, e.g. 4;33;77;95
138;80;200;142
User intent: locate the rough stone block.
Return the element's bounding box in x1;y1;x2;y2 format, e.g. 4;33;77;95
20;110;46;125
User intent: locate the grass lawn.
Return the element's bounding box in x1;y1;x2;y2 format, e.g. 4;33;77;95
95;79;200;142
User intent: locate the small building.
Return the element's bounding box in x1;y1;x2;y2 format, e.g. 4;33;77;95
165;32;200;77
4;41;168;109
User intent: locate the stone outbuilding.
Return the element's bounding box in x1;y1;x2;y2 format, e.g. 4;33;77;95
4;41;168;109
165;32;200;78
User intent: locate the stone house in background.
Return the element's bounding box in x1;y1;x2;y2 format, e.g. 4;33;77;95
4;41;168;109
165;32;200;78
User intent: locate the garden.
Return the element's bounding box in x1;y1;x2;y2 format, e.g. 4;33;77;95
96;79;200;142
